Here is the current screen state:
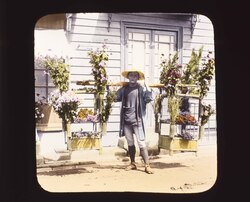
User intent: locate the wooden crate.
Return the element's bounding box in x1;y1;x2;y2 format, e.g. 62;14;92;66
68;137;101;151
158;136;198;155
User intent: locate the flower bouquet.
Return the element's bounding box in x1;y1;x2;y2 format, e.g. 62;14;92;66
159;52;182;97
49;89;80;125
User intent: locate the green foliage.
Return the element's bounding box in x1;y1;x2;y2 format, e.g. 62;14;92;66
197;52;215;99
101;90;116;123
180;47;215;99
35;54;79;124
88;45;109;95
181;47;203;85
168;96;180;124
88;44;115;123
159;52;182;97
43;56;69;93
157;46;215;127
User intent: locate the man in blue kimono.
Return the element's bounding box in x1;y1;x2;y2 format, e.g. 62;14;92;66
115;68;154;174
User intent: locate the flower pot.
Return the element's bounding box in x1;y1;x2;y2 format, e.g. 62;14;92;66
36;104;62;131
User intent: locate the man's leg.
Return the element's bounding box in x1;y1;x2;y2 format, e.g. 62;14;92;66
124;124;137;170
133;126;154;174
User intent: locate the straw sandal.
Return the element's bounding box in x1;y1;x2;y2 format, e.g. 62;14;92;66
145;165;154;174
125;162;137;171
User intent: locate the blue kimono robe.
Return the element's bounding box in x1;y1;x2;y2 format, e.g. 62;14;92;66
114;84;153;140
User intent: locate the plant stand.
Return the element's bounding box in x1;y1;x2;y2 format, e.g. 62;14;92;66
66;81;107;154
152;84;202;156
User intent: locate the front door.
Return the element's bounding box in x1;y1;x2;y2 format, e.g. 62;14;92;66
124;27;178;129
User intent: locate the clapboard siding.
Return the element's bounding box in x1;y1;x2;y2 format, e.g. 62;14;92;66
70;50;121;60
69;34;121;44
71;25;121;36
71;17;121;29
70;66;121;76
183;27;214;37
72;42;121;52
70;58;120;68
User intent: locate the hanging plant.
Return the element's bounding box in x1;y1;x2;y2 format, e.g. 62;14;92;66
43;55;70;93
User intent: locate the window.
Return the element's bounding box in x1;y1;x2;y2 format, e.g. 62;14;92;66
34;56;56;101
123;24;181;84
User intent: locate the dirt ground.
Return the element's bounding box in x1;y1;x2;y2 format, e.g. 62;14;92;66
37;144;217;194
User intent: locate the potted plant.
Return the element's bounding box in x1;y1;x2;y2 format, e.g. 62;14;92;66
48;89;80;138
35;54;70;131
180;47;215;139
159;52;182;137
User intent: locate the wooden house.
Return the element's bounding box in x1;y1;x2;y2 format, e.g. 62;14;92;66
35;13;216;152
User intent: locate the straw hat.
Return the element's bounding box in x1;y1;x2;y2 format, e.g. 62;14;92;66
121;68;145;80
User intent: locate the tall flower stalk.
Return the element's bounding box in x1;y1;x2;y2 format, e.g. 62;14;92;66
88;44;109;95
159;52;182;97
87;44;115;124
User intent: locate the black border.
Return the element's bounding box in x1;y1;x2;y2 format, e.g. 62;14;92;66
1;0;249;202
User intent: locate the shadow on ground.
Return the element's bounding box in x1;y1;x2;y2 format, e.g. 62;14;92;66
37;161;186;176
37;168;92;176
